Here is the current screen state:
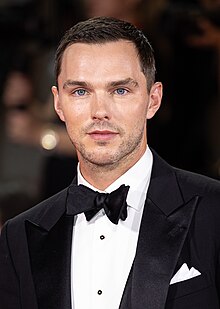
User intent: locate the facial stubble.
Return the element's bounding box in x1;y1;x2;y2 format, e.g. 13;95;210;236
69;121;147;172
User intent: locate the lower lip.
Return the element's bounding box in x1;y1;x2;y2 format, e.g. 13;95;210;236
88;133;118;141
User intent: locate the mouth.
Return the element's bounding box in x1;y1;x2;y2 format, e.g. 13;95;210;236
87;130;119;141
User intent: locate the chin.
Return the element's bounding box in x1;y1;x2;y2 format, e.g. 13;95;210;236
82;150;120;167
90;155;117;166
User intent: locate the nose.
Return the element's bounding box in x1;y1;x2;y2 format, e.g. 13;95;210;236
90;93;112;121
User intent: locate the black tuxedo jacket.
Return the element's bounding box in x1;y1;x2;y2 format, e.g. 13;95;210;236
1;151;220;309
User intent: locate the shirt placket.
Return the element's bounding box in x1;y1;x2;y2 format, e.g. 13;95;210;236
91;212;112;308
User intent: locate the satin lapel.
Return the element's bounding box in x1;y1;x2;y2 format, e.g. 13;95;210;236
130;151;200;309
25;215;74;309
25;186;74;309
131;196;198;309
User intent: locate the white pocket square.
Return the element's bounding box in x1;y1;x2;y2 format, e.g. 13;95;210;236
170;263;201;285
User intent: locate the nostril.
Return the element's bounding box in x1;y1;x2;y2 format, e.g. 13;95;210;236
92;115;110;121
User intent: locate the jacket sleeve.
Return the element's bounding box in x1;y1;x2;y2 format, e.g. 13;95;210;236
0;222;21;309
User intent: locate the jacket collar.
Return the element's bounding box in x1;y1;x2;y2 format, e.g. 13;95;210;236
148;149;185;215
28;187;70;232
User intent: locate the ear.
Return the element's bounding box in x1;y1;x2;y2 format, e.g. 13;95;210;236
51;86;65;122
147;82;163;119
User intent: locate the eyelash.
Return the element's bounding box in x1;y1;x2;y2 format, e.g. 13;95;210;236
113;88;129;95
72;89;88;96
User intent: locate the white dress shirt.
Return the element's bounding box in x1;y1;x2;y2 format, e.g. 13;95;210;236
71;147;153;309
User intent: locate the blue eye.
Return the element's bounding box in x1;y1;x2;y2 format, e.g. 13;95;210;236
74;89;87;96
115;88;128;95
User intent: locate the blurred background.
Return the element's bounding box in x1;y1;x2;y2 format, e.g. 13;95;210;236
0;0;220;228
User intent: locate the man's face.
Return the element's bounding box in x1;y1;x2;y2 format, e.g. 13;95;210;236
52;40;162;170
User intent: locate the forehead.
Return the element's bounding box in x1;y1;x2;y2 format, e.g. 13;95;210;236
59;40;143;81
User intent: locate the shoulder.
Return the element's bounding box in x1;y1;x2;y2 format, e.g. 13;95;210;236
0;187;70;266
151;148;220;200
2;187;69;232
174;167;220;198
152;148;220;196
173;168;220;232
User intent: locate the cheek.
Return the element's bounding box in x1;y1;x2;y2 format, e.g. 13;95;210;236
61;101;87;124
64;121;82;146
115;99;147;127
122;107;147;134
65;115;81;131
128;102;148;122
63;108;89;140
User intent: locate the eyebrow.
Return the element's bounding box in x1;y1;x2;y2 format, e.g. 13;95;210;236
63;80;89;89
107;78;139;88
63;78;139;90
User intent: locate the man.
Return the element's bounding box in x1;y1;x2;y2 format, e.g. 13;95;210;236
0;17;220;309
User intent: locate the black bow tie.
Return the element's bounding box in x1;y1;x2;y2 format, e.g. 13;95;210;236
67;184;130;224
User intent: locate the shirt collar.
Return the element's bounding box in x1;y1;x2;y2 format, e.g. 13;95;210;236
77;146;153;212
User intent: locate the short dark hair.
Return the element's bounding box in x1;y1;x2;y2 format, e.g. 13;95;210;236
55;16;156;91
